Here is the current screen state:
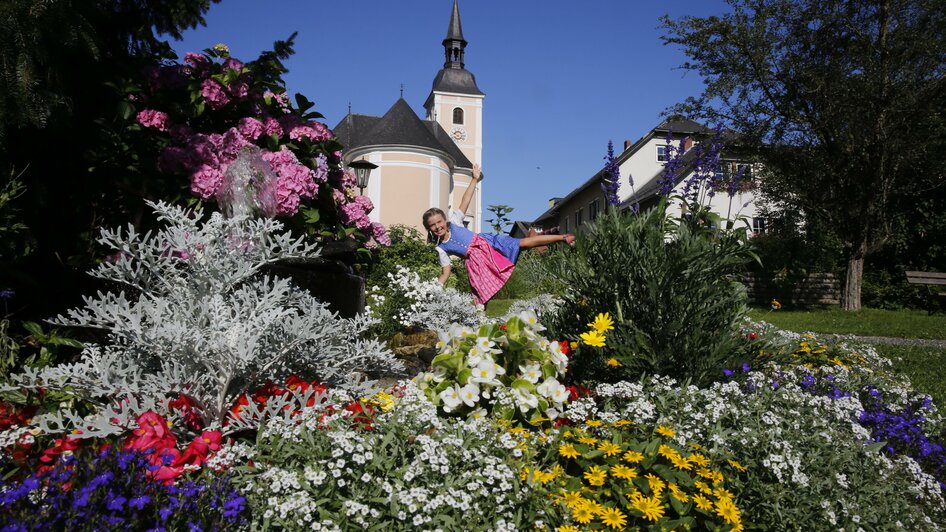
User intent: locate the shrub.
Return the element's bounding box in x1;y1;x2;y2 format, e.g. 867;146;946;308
544;203;754;386
367;265;481;339
2;201;400;437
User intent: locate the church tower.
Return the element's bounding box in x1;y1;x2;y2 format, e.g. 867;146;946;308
425;0;485;230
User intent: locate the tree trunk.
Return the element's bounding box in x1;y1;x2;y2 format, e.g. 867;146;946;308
842;250;865;311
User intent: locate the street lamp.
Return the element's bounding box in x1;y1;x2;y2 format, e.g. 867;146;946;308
348;158;378;196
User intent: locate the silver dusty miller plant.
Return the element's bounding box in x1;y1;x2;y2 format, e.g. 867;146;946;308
4;200;401;436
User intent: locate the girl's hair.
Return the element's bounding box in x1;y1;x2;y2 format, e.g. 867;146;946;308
422;207;447;244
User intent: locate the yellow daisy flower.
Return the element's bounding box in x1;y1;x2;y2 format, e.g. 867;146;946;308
715;497;742;526
656;425;676;438
572;506;594;524
693;493;714;511
694;480;713;495
599;507;627;529
606;357;622;367
559;443;580;459
557;526;580;532
713;486;735;500
598;441;622;457
687;453;710;467
610;463;637;481
578;435;598;446
584;466;608;486
670;454;693;471
658;444;679;460
612;419;632;428
561;490;584;509
710;470;725;484
632;494;665;522
580;330;606;347
696;468;714;479
644;473;665;495
585;419;604;428
588;312;615;333
668;482;689;503
727;459;747;472
623;450;645;463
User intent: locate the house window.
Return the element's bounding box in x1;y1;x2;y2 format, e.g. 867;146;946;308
575;208;583;228
735;163;753;180
563;217;568;233
452;107;464;124
657;145;668;162
752;217;767;236
588;199;599;221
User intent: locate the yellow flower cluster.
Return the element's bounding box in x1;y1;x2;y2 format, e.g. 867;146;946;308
579;312;613;349
784;335;867;370
535;420;746;530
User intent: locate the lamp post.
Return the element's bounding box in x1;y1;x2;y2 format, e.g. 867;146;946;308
348;158;378;196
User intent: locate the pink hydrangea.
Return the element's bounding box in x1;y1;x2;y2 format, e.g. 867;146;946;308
201;79;230;110
371;222;391;246
279;116;333;142
184;52;207;67
137;109;170;131
263;117;283;138
237;117;265;140
313;154;329;183
191;165;225;200
222;57;244;71
262;147;319;215
354;195;374;213
336;168;357;190
229;80;249;100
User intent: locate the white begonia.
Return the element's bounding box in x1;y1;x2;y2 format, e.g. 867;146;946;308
519;362;542;384
470;360;501;386
458;382;481;408
510;387;539;413
517;310;545;331
439;385;463;412
537;377;568;406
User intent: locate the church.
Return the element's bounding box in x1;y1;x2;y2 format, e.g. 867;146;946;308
334;0;485;235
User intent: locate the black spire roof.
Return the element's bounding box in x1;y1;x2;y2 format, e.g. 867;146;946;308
445;0;465;44
333;99;473;169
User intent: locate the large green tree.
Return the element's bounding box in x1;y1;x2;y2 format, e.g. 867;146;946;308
0;0;217;318
661;0;946;310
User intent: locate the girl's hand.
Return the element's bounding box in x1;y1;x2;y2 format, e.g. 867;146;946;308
563;234;576;246
473;163;482;181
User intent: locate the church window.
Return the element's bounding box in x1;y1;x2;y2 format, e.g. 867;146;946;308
453;107;464;124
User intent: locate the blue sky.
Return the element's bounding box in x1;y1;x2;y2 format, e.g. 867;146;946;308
173;1;731;223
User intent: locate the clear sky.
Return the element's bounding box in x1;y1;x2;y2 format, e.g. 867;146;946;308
173;0;731;223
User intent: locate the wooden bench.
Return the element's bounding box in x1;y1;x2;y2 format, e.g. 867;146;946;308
906;271;946;315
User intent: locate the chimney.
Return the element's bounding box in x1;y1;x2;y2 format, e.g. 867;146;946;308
624;139;632;151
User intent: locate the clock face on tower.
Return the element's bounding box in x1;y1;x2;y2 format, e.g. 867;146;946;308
450;126;467;142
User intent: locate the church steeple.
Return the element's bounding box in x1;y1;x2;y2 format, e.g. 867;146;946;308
443;0;467;69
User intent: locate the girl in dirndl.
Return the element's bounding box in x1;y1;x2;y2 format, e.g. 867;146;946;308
422;164;575;306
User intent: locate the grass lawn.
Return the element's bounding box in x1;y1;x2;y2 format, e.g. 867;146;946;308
874;344;946;407
747;307;946;340
485;298;515;318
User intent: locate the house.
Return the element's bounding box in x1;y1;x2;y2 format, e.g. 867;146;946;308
334;0;485;235
531;118;767;235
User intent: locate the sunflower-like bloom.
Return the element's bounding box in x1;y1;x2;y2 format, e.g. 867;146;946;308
632;494;665;522
610;463;637;481
559;443;580;459
623;450;645;463
588;312;615;332
599;507;627;530
606;358;622;367
597;441;622;457
580;330;606;347
693;493;714;510
656;425;676;438
715;497;743;526
583;465;607;486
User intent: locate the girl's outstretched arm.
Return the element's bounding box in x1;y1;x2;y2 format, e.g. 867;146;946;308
456;164;482;215
437;264;452;285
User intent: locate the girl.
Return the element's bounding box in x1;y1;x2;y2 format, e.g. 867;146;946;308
422;164;575;305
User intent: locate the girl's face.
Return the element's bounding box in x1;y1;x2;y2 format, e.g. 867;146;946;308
426;213;449;239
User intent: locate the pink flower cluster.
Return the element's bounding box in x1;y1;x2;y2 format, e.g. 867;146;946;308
134;49;391;246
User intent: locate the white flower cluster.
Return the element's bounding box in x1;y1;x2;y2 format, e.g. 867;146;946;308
242;380;550;530
419;312;569;422
372;265;481;330
499;293;564;324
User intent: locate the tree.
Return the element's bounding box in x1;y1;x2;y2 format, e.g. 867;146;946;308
487;204;514;235
661;0;946;310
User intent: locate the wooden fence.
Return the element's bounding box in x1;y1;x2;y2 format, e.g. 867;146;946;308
742;272;840;306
